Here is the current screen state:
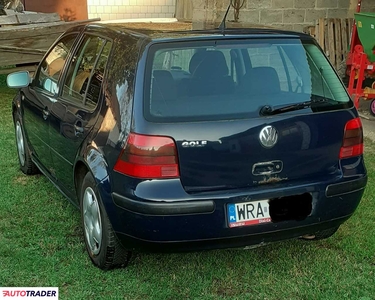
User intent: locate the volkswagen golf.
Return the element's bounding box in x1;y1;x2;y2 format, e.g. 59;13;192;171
7;22;367;269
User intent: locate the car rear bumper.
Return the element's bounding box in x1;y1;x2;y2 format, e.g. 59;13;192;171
325;176;367;197
112;175;367;216
113;192;215;215
108;176;366;251
114;215;350;252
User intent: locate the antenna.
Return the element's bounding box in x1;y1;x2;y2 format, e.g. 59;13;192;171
218;0;232;34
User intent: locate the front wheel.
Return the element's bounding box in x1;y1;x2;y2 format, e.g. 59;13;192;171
14;113;39;175
80;172;131;270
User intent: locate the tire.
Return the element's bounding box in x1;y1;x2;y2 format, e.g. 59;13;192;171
301;226;339;241
80;172;131;270
370;99;375;117
13;113;39;175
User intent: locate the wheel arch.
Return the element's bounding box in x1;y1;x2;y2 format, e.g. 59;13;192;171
74;160;89;199
12;102;17;116
74;147;112;205
12;94;22;119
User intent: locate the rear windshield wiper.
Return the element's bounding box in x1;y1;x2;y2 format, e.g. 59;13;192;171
259;96;330;116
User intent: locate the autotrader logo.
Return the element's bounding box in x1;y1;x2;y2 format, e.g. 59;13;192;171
0;288;58;299
259;125;278;148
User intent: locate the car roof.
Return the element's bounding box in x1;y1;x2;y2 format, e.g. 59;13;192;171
77;22;313;43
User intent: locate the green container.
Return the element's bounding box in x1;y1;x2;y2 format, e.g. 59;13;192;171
355;12;375;63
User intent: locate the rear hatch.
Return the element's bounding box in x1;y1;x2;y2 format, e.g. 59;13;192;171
142;36;358;192
174;112;353;192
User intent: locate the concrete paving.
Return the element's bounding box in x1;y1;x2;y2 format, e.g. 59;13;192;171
358;99;375;142
358;98;375;142
361;117;375;141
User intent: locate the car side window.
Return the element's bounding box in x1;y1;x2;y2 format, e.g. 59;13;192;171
84;41;112;109
34;34;78;94
61;36;111;109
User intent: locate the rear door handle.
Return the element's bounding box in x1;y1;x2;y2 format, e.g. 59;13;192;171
252;161;283;176
74;124;84;136
42;109;49;120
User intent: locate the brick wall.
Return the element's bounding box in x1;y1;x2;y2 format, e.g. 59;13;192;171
87;0;176;20
192;0;375;31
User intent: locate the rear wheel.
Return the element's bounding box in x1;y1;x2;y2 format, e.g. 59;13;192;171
14;114;39;175
80;172;131;270
301;226;340;241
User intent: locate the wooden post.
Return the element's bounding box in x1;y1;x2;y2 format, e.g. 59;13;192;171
318;18;326;53
328;19;336;67
334;19;342;69
341;18;348;59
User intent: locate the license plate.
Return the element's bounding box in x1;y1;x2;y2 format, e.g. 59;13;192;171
227;200;271;228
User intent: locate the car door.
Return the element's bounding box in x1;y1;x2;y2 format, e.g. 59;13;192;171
48;34;113;192
22;33;79;176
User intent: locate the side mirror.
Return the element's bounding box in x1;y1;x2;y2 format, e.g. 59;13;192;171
7;71;30;88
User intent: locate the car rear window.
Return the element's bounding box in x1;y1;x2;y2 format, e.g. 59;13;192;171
144;38;351;122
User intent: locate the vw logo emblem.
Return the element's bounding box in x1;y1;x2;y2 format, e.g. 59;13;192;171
259;126;278;148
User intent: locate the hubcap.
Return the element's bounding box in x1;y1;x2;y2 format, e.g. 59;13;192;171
16;121;25;166
83;187;102;255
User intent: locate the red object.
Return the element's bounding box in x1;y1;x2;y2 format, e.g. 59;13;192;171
339;118;364;159
346;44;375;107
114;133;180;179
346;0;375;108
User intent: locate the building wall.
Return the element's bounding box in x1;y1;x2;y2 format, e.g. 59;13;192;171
192;0;375;31
24;0;88;21
87;0;176;20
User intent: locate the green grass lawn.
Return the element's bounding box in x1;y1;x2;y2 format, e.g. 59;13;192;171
0;82;374;299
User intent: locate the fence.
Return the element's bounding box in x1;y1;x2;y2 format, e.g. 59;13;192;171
306;18;354;70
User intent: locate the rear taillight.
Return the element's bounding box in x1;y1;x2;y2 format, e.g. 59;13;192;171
339;118;363;159
114;133;179;179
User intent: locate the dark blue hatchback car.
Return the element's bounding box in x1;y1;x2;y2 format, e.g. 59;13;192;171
7;22;367;269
